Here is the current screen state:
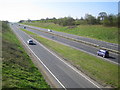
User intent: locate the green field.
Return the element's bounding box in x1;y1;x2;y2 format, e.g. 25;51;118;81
2;22;50;89
21;28;119;88
23;22;119;44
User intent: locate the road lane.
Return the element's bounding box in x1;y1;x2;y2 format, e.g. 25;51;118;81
20;24;119;52
17;24;118;64
10;24;102;88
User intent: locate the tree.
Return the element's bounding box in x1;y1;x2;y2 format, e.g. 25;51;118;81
98;12;107;20
19;20;25;23
96;16;101;24
103;14;118;27
55;17;75;26
85;14;96;25
108;14;113;26
118;13;120;28
27;19;31;22
112;15;118;27
66;16;75;26
80;17;84;20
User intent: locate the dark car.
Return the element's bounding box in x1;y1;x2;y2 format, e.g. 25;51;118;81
97;49;109;58
24;26;26;29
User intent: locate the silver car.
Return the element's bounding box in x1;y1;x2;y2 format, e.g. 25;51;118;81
97;49;109;58
48;29;52;32
27;39;34;45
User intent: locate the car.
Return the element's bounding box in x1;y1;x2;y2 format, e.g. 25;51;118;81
97;49;109;58
48;29;52;32
27;39;34;45
24;26;26;29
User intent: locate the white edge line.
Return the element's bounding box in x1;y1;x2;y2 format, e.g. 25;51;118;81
20;25;119;65
33;38;101;89
21;24;119;55
32;34;119;65
18;26;102;89
11;25;66;89
22;24;119;53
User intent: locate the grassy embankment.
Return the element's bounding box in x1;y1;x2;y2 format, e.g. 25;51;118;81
23;22;119;44
2;22;50;89
21;28;119;88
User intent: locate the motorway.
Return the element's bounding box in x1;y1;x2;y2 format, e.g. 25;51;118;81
10;24;103;88
17;24;118;64
20;24;119;53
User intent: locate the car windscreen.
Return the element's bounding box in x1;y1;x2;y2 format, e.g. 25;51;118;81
29;41;33;42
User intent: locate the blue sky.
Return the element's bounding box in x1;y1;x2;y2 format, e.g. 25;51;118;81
38;2;118;18
0;0;118;22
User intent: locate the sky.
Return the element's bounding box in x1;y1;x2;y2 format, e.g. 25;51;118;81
0;0;119;22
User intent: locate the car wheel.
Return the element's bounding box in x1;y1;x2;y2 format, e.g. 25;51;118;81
97;53;99;56
103;55;105;58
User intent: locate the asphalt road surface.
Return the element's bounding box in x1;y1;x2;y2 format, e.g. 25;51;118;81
17;24;118;64
20;24;119;52
10;24;102;89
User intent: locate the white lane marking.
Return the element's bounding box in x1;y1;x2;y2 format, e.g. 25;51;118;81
21;24;120;56
18;26;102;89
33;38;101;89
20;26;119;65
11;26;66;89
21;24;119;52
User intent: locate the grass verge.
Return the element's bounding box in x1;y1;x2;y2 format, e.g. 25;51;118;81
23;22;119;44
21;28;119;88
2;22;51;89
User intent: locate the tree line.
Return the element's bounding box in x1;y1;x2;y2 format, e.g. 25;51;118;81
19;12;119;27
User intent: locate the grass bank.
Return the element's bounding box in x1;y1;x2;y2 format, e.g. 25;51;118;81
23;22;118;44
21;28;119;88
2;22;50;89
